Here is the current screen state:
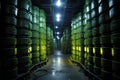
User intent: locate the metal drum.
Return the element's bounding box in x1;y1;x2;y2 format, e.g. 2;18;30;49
17;0;32;74
0;0;18;80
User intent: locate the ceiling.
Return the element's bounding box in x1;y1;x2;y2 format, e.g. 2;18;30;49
32;0;85;37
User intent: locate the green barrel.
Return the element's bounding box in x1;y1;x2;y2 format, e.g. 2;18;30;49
92;27;99;36
99;23;110;35
1;0;18;80
93;37;100;47
32;6;40;65
17;0;32;74
109;0;120;20
113;47;120;61
110;19;120;33
100;47;112;59
46;27;54;55
98;0;110;24
39;9;47;61
110;2;120;79
100;35;111;47
111;33;120;47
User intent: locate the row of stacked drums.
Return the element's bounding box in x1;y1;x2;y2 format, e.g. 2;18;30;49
110;0;120;80
62;28;71;54
17;0;32;74
46;27;54;56
1;0;18;80
71;0;120;80
71;19;79;62
32;6;40;65
32;6;47;62
0;0;48;80
32;5;47;63
71;14;85;64
83;0;102;79
83;0;120;80
39;9;47;61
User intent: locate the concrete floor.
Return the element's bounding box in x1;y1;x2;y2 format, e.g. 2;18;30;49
30;50;88;80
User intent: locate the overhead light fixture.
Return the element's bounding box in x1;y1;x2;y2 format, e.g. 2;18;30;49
56;32;60;34
56;0;61;7
56;18;60;22
55;26;58;28
57;36;60;39
56;13;61;18
56;13;61;22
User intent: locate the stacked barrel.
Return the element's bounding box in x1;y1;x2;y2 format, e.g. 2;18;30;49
39;10;47;61
49;28;54;54
46;26;54;55
80;13;86;65
70;0;120;80
91;0;101;77
77;13;84;64
32;6;40;65
75;18;81;62
84;0;94;74
71;13;84;63
98;0;112;80
17;0;32;74
1;0;18;80
71;18;77;62
0;0;49;79
46;27;51;55
109;0;120;80
61;27;71;54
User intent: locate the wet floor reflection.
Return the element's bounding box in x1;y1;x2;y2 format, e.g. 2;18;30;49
31;50;88;80
51;50;63;73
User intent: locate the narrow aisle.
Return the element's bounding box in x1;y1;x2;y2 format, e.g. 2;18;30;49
30;50;88;80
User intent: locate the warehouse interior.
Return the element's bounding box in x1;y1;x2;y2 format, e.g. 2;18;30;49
0;0;120;80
